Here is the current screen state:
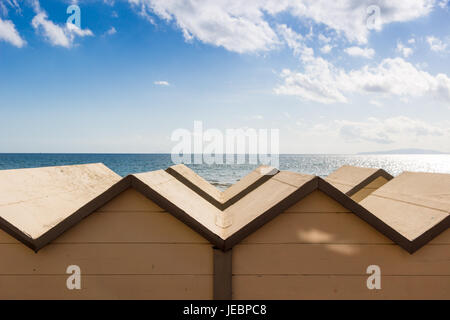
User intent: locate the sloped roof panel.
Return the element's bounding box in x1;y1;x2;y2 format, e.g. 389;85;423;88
360;172;450;242
0;163;121;241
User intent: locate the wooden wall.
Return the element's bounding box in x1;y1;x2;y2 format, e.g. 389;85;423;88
232;190;450;299
351;176;389;202
0;188;213;299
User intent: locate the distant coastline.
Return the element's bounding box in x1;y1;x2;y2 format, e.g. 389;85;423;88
358;148;448;155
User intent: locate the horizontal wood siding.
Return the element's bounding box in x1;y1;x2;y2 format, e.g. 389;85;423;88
0;188;213;299
233;190;450;299
233;275;450;300
0;275;212;300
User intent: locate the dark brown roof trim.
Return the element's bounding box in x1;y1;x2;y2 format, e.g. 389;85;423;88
129;175;225;248
317;177;448;254
223;177;319;250
345;168;394;197
166;166;280;210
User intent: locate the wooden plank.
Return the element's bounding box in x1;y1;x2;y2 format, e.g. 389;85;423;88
285;190;351;213
0;211;209;244
0;243;213;275
240;212;392;244
233;243;450;275
57;211;209;244
0;275;212;300
97;188;164;212
240;212;450;244
232;275;450;299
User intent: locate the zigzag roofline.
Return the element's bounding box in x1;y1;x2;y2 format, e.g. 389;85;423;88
166;164;279;210
0;166;447;253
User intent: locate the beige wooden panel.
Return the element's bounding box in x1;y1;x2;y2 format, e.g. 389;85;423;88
56;211;209;244
97;188;164;212
0;231;20;244
0;275;212;300
285;190;351;213
233;243;450;275
0;243;213;275
0;191;209;244
242;196;450;244
240;212;392;244
232;275;450;300
0;211;208;244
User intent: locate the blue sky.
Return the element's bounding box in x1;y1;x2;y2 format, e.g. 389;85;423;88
0;0;450;153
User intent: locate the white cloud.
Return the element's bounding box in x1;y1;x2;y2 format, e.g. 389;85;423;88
287;0;435;44
130;0;280;53
276;24;305;55
275;55;450;104
438;0;449;8
318;33;331;43
0;17;26;47
337;116;446;144
106;26;117;35
344;46;375;58
320;44;332;54
154;80;170;86
426;36;448;52
369;100;383;107
31;3;93;48
396;41;413;57
0;0;21;16
128;0;436;53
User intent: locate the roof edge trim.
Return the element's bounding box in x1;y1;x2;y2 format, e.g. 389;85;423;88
346;169;394;197
129;175;225;249
223;177;319;250
318;177;432;254
166;166;280;210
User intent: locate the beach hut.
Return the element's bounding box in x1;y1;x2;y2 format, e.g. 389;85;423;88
228;171;449;299
0;164;221;299
326;165;393;202
0;163;280;299
168;165;448;299
0;164;448;300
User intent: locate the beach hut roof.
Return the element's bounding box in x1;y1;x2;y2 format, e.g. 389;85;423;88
0;164;447;253
127;169;317;247
360;171;450;247
325;165;393;196
0;163;121;250
131;168;448;252
166;164;278;209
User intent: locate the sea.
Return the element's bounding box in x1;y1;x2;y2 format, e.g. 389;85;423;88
0;153;449;190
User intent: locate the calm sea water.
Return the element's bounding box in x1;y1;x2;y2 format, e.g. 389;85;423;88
0;154;449;189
